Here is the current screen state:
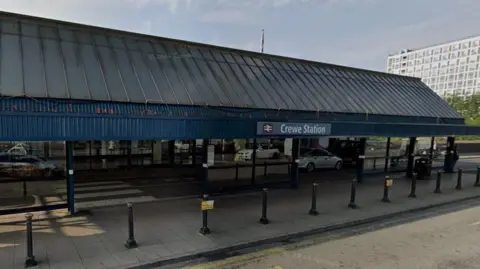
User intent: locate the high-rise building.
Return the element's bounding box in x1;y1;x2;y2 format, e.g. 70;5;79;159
386;36;480;97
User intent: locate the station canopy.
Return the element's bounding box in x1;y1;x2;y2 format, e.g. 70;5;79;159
0;11;477;140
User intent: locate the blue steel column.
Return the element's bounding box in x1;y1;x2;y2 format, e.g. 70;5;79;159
251;139;257;185
384;137;391;172
356;138;366;184
201;139;209;195
406;137;417;178
192;140;197;166
126;141;132;169
290;138;300;189
66;141;75;215
168;140;175;165
428;137;435;161
444;136;455;173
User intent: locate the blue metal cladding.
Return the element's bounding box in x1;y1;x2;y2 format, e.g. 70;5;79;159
0;11;462;121
0;111;479;142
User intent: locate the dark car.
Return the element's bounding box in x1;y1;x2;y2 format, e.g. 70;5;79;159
0;153;63;179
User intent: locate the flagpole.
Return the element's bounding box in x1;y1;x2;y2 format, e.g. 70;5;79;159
261;29;264;53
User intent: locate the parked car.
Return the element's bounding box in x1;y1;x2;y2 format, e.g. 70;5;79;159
235;145;281;161
0;153;62;179
298;148;343;172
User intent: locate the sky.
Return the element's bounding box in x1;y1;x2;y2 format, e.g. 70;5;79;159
0;0;479;71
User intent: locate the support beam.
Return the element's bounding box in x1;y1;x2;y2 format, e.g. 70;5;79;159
406;137;417;178
251;139;257;185
429;137;435;162
201;139;209;195
192;140;197;166
43;142;50;158
356;138;366;184
66;141;75;215
290;138;300;189
126;141;132;169
444;136;455;173
384;137;391;172
168;140;175;165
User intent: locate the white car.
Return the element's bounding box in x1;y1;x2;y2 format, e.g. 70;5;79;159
236;145;281;161
298;148;343;172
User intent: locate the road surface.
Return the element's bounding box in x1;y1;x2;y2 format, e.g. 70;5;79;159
178;200;480;269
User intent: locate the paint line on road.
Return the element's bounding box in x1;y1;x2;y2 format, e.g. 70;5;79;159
56;184;133;192
71;189;144;199
75;195;158;209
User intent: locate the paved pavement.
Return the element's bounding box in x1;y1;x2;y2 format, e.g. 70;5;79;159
1;170;480;268
187;198;480;269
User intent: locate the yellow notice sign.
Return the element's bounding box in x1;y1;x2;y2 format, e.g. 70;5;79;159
386;179;393;187
201;200;214;211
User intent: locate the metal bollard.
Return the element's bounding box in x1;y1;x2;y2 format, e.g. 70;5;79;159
434;171;442;194
199;194;211;235
309;183;319;216
381;176;391;203
475;166;480;187
408;175;417;198
373;159;376;170
455;168;463;190
25;213;37;268
348;178;358;209
235;162;239;181
124;203;138;249
264;162;267;177
260;188;269;224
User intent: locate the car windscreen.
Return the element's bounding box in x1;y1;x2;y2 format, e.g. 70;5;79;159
299;148;311;156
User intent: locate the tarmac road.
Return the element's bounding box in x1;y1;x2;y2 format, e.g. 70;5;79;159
176;199;480;269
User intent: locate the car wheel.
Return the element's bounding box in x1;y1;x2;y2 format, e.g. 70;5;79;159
43;169;52;178
307;163;315;173
334;161;342;171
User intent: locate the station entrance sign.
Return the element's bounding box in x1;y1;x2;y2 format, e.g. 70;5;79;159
257;122;331;136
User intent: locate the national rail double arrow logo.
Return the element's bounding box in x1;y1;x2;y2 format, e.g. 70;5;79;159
263;123;273;133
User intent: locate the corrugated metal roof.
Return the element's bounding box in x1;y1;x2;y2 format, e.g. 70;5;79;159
0;11;462;120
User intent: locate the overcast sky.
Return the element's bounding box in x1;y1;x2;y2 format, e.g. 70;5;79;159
1;0;479;71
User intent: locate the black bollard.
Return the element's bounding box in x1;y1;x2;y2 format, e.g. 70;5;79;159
309;183;319;216
434;171;442;194
408;175;417;198
260;188;269;224
455;168;463;190
264;162;267;177
381;176;391;203
25;213;37;268
475;166;480;187
124;203;137;249
373;158;376;170
235;162;239;181
199;194;211;235
348;178;358;209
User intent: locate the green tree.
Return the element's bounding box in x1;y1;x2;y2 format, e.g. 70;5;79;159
445;94;480;140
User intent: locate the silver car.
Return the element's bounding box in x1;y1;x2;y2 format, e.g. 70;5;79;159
298;148;343;172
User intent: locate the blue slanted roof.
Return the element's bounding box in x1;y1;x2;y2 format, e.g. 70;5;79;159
0;11;463;124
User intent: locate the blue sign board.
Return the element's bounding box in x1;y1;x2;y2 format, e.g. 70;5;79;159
257;122;332;136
